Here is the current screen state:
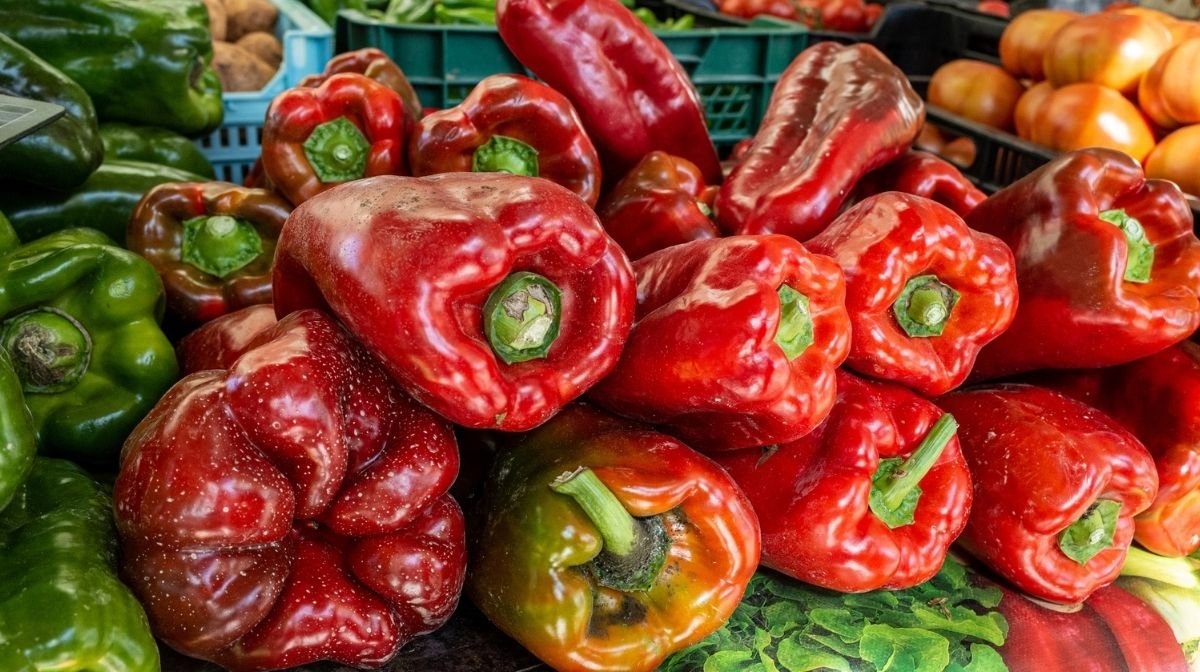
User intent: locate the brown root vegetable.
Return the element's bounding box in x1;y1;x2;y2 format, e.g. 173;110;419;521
212;41;275;92
203;0;228;41
236;31;282;70
225;0;278;42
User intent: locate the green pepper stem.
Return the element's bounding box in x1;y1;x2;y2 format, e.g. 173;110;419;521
1058;500;1121;565
907;288;949;326
472;135;540;177
181;215;264;278
893;275;960;338
775;284;815;361
876;414;958;511
1121;546;1200;589
550;467;636;556
483;272;562;364
1099;209;1155;284
303;116;371;183
0;308;92;394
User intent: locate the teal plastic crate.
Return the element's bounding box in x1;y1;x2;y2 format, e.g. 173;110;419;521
195;0;333;184
335;10;810;146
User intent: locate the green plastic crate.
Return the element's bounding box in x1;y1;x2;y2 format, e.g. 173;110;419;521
335;11;810;145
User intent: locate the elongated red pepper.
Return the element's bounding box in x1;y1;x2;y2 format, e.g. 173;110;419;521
937;385;1158;604
715;42;924;241
854;151;987;217
261;73;410;206
1030;342;1200;557
273;173;634;431
589;235;850;452
716;371;972;592
177;304;278;374
966;148;1200;379
597;151;720;261
806;192;1017;396
496;0;721;185
115;309;465;671
299;48;423;122
410;74;601;206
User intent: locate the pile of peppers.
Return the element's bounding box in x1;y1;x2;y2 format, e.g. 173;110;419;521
5;0;1200;670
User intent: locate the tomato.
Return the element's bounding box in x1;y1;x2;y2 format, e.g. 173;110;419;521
808;0;869;32
718;0;798;20
1145;125;1200;197
1042;13;1172;96
1029;83;1156;162
942;137;976;168
864;2;883;29
1139;38;1200;129
928;59;1025;131
976;0;1010;17
915;124;949;154
999;9;1078;80
1014;81;1055;139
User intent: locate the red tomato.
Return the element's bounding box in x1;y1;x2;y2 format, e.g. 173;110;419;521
1145;125;1200;197
976;0;1010;17
999;9;1078;80
1043;13;1172;96
928;59;1026;131
1029;82;1156;162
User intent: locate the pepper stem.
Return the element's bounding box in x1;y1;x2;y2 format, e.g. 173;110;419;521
550;467;671;593
303;116;371;183
1120;546;1200;589
181;215;264;278
0;308;92;394
869;414;958;529
472;135;540;177
1100;209;1154;284
1059;500;1121;565
893;275;960;338
775;284;814;360
483;272;562;364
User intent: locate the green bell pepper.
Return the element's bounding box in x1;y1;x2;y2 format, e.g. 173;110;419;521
0;0;224;134
0;159;207;246
0;345;35;514
0;228;178;465
308;0;369;24
0;458;159;671
0;34;103;190
99;123;216;178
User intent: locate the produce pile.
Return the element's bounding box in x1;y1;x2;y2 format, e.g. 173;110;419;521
2;0;1200;671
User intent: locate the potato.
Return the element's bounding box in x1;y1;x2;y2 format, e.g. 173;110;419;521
236;32;282;70
225;0;277;42
202;0;228;42
212;41;275;92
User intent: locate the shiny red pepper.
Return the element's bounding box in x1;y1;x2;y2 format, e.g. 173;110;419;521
273;173;634;432
715;42;924;241
261;73;410;206
114;309;465;671
937;385;1158;604
716;371;972;592
596;151;720;261
1030;342;1200;557
496;0;722;185
589;235;850;452
410;74;601;207
177;304;279;374
299;48;423;122
966;148;1200;380
854;150;987;218
806;192;1018;396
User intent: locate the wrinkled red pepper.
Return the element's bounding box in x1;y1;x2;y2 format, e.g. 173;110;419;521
715;42;924;241
273;173;634;432
716;371;972;592
806;192;1017;396
937;385;1158;604
496;0;722;185
854;151;987;218
115;309;465;671
261;73;410;206
1030;342;1200;557
177;304;279;375
299;48;423;122
966;148;1200;380
596;151;720;261
410;74;602;206
589;235;850;452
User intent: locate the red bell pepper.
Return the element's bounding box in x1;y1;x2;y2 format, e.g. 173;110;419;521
177;304;279;374
715;42;924;241
966;148;1200;380
299;48;423;122
937;385;1159;604
261;73;410;206
589;235;850;452
127;181;291;324
495;0;722;185
273;173;634;432
716;371;972;592
410;74;602;207
596;151;720;261
805;192;1018;396
1030;342;1200;557
114;309;465;671
854;150;987;218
